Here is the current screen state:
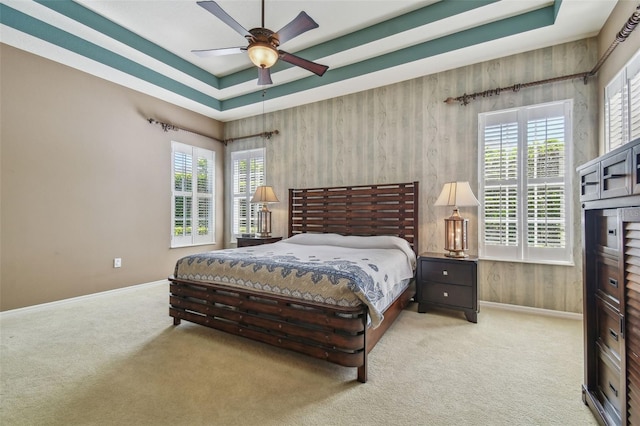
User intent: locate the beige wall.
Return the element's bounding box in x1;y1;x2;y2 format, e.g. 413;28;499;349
225;38;599;313
0;44;225;311
3;3;638;313
597;0;640;154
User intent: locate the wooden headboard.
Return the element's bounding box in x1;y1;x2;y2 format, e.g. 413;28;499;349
288;181;419;255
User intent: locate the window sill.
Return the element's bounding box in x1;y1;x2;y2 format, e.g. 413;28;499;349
478;256;575;267
170;241;217;249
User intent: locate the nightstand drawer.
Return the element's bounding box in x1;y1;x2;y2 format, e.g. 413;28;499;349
419;261;474;286
423;283;473;309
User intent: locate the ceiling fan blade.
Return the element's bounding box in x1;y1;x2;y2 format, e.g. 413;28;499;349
276;11;319;44
258;67;273;85
192;47;245;57
279;50;328;77
197;1;251;38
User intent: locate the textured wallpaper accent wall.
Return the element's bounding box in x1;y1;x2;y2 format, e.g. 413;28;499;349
225;39;599;313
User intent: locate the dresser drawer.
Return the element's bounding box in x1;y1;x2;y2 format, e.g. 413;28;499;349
580;163;600;202
597;297;623;363
597;255;622;308
597;343;623;421
595;210;619;253
419;260;474;286
423;282;473;310
601;149;632;199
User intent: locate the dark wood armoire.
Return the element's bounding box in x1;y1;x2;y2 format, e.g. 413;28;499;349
579;137;640;425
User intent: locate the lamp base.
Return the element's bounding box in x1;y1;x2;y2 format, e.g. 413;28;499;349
445;251;469;258
256;208;272;238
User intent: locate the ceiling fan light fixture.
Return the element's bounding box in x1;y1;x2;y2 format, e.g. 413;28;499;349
248;42;279;68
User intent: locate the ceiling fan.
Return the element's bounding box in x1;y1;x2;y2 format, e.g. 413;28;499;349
193;0;329;85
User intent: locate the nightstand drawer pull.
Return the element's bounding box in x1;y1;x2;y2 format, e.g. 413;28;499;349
609;277;618;288
442;270;448;276
443;292;448;297
609;328;619;341
609;382;618;397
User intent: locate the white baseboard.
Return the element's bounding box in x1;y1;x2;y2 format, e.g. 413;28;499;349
0;280;168;318
479;300;582;321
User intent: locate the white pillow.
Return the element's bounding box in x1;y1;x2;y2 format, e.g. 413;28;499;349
284;233;416;267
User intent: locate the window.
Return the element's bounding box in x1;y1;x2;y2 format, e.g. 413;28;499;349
171;142;215;247
478;100;572;264
605;50;640;151
231;148;265;239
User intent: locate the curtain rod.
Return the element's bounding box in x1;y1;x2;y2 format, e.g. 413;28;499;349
443;4;640;106
147;118;279;146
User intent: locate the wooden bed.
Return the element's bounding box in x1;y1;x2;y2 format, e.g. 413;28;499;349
169;181;419;382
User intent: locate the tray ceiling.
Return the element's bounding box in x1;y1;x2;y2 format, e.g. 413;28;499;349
0;0;617;121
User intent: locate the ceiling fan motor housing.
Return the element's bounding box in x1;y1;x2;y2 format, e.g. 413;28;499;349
247;28;280;68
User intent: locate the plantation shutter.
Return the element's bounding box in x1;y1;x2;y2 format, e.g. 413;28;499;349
526;106;566;252
629;55;640;141
482;112;519;251
231;149;265;237
194;147;214;245
171;142;215;247
605;51;640;152
606;73;625;151
479;100;572;264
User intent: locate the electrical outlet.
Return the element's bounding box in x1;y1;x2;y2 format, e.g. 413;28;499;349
114;258;122;268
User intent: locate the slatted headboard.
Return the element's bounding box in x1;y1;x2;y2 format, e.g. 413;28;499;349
288;181;419;255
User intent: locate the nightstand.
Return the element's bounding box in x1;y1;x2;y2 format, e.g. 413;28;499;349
416;252;478;323
236;236;282;247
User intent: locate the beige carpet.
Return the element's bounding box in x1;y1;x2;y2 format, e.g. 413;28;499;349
1;281;596;425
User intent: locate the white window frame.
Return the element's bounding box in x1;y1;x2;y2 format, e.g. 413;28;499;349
171;141;215;248
605;49;640;152
230;148;265;241
478;100;573;265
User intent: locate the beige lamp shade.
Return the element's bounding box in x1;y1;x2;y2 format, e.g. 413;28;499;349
434;181;480;207
434;182;479;258
250;186;279;237
251;186;280;204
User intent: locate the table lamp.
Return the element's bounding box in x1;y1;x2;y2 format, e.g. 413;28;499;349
251;186;279;237
434;182;480;258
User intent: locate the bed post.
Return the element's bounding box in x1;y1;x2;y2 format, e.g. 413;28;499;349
288;188;293;237
413;181;419;255
357;312;368;383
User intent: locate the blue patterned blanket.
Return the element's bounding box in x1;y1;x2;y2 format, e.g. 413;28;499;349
174;234;416;327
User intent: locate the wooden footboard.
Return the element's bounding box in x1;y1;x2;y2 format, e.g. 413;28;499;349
169;277;415;382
